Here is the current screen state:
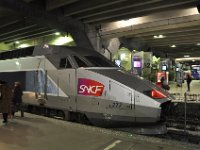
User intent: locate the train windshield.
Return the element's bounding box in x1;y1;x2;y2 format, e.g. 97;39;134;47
85;56;116;67
74;56;88;67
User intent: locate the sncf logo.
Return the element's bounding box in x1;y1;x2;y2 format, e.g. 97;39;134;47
78;78;104;96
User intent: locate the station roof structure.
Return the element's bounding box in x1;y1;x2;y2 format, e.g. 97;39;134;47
0;0;200;60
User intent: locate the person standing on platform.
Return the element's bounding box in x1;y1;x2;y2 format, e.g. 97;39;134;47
186;72;192;92
12;81;24;117
0;80;12;124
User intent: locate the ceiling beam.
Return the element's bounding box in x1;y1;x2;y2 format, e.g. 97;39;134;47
0;21;39;37
126;26;200;39
0;16;22;28
0;27;52;42
148;34;200;43
150;48;200;57
4;30;56;43
0;0;93;49
83;0;199;24
152;47;200;52
0;0;64;29
149;39;200;47
101;14;200;39
73;0;161;20
63;0;127;16
46;0;79;11
140;32;200;43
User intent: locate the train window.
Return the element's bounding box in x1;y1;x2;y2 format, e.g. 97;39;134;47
59;58;72;68
73;56;88;67
85;56;115;67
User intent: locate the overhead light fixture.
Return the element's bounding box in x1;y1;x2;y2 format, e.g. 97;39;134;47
197;43;200;46
184;55;190;58
176;57;200;62
53;36;73;45
15;41;20;44
170;45;176;48
55;32;60;35
153;34;166;39
118;18;142;27
18;43;30;48
15;60;20;66
43;44;49;48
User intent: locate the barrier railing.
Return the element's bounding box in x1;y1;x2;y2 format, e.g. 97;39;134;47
170;92;200;102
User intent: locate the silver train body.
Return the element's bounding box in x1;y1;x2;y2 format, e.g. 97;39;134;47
0;45;173;134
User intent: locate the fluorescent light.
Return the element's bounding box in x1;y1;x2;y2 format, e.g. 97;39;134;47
53;36;73;45
197;43;200;46
153;34;166;39
15;41;20;44
158;35;164;38
117;18;143;27
18;43;30;48
55;32;60;35
43;44;49;48
15;61;20;66
171;45;176;48
184;55;190;58
176;57;200;62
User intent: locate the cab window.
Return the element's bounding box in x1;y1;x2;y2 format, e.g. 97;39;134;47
59;58;72;68
85;55;115;67
73;56;88;67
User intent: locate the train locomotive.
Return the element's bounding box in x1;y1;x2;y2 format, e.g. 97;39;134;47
0;45;173;134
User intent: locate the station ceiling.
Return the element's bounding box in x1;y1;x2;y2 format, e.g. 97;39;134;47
0;0;200;60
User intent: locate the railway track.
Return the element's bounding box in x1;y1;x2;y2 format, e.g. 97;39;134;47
114;127;200;145
156;128;200;145
24;102;200;145
166;119;200;131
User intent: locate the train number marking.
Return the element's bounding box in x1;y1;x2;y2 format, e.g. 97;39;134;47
109;102;122;109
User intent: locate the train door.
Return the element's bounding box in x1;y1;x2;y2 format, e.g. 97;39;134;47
109;81;134;111
56;57;76;111
72;55;92;113
44;57;77;111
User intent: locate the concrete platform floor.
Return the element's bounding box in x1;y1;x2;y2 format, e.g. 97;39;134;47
169;80;200;96
0;113;199;150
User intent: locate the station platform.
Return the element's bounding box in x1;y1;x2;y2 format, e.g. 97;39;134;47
0;113;199;150
168;80;200;101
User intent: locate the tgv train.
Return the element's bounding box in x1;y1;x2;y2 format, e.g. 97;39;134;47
0;45;172;134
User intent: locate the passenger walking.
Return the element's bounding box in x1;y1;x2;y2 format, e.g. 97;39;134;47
12;81;24;117
186;72;192;92
0;80;12;123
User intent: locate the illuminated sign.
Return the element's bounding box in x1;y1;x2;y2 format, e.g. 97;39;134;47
78;78;104;96
162;65;167;71
133;61;141;68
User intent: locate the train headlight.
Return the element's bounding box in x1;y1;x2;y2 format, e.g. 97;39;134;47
151;89;167;99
